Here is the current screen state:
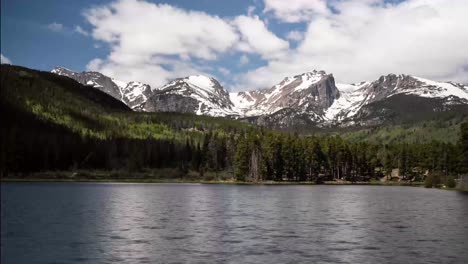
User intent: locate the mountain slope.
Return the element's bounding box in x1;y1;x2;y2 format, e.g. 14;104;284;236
231;70;339;118
51;67;152;109
144;75;238;116
5;65;250;138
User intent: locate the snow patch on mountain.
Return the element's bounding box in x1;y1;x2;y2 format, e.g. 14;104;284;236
229;92;257;112
402;76;468;100
324;82;369;121
186;75;216;91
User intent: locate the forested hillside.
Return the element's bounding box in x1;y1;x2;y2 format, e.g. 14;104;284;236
1;65;467;182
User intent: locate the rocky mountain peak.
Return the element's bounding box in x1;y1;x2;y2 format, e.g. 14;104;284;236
51;66;74;75
50;67;151;109
143;74;237;116
51;67;122;99
234;70;340;118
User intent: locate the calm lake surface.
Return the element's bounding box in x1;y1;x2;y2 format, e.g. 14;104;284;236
1;183;468;264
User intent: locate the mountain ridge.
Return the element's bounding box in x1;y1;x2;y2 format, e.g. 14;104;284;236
51;67;468;129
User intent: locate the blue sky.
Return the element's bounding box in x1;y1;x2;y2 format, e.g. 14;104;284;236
2;0;467;91
1;0;271;82
2;0;252;71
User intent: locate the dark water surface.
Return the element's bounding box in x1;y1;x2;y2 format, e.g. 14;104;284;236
1;183;468;264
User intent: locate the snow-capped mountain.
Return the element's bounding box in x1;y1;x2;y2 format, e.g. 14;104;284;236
231;70;339;121
144;75;237;116
324;74;468;124
51;66;468;128
51;67;152;109
51;67;123;100
120;81;152;108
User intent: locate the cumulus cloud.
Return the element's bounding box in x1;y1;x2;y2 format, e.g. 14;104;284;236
83;0;289;88
47;22;64;32
81;0;468;91
1;54;12;64
83;0;241;86
233;15;289;59
85;1;239;61
263;0;330;23
236;0;468;90
286;30;304;42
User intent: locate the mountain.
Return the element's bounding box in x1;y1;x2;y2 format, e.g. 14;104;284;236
143;75;238;116
51;67;237;116
327;74;468;126
51;67;152;109
233;72;468;129
50;66;468;130
231;70;339;118
231;70;341;127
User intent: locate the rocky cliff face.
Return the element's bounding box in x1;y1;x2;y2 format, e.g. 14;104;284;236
231;70;340;119
144;75;237;116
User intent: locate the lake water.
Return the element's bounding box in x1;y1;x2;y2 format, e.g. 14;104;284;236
1;183;468;264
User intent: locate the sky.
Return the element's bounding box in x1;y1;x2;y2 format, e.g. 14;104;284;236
2;0;468;91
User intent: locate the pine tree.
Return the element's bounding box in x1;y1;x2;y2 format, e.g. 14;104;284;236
234;135;250;181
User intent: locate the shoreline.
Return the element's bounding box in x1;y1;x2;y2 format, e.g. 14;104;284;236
2;176;466;191
0;177;433;186
0;170;420;185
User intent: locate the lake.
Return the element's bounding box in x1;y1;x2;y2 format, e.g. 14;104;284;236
1;183;468;263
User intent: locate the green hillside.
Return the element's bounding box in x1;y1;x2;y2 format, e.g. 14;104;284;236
1;65;252;141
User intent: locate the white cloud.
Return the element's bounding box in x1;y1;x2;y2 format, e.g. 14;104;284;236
263;0;330;23
47;22;64;32
286;30;304;42
236;0;468;90
82;0;468;91
74;25;89;36
85;0;238;61
1;54;12;64
83;0;239;87
86;58;103;71
233;15;289;59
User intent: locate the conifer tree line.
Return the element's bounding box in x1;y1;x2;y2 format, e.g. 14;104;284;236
2;101;467;182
